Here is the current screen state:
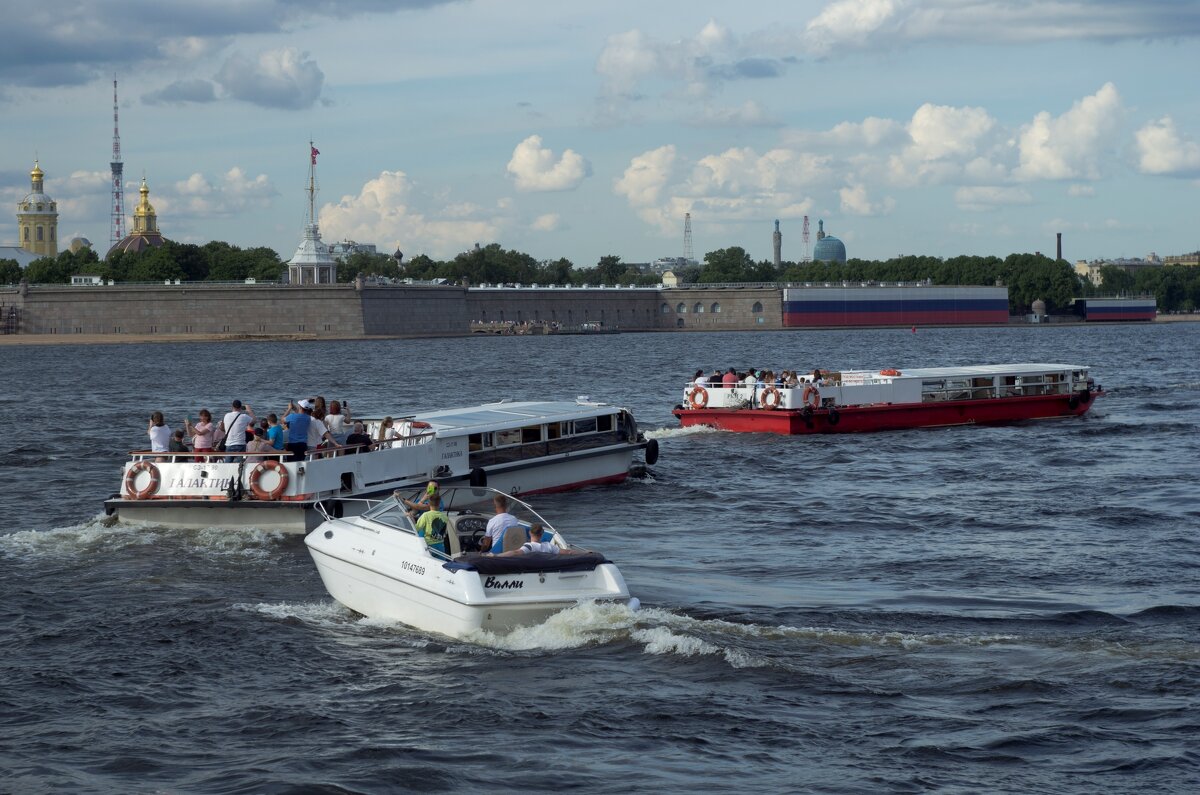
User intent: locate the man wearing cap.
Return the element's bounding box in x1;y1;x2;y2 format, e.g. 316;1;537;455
283;399;313;461
222;399;256;462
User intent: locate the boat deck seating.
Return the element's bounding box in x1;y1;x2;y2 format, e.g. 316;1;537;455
444;551;608;575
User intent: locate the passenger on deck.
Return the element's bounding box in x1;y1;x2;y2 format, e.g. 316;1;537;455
414;502;449;555
246;427;276;460
344;422;371;454
377;417;397;449
266;414;285;450
307;410;339;458
693;369;708;388
186;409;215;460
283;399;313;461
312;396;328;421
147;411;171;454
480;493;522;554
721;367;738;387
222;400;255;461
325;400;351;443
169;429;188;453
497;524;555;556
784;371;800;388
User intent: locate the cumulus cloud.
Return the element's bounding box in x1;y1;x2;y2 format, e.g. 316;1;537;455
688;100;779;128
167;167;277;215
506;135;591;192
142;78;217;105
803;0;1200;55
530;213;564;232
595;20;795;121
954;186;1033;211
319;170;509;258
215;47;324;110
1067;184;1095;197
784;116;906;149
839;183;895;216
615;144;816;234
1135;116;1200;176
0;1;458;90
1015;83;1121;181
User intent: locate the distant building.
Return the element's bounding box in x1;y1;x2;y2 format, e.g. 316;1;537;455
1163;252;1200;266
812;219;846;265
107;178;167;257
651;256;697;274
328;240;378;261
1075;255;1167;286
16;160;58;257
287;141;337;285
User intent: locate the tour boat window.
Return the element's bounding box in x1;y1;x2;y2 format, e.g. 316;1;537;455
597;414;614;432
572;417;597;435
495;428;522;447
521;425;542;443
468;432;492;451
546;422;563;440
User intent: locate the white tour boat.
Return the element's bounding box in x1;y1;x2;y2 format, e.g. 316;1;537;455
106;399;659;533
305;487;635;639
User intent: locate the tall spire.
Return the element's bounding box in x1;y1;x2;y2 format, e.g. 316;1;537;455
308;141;319;226
110;77;125;247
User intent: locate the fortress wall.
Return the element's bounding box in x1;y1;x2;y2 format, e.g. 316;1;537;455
466;289;664;330
360;285;469;336
12;284;367;337
658;287;784;330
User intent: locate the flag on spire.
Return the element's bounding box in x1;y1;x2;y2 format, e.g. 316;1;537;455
311;145;320;165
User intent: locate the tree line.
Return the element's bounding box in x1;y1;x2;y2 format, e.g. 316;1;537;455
4;241;1198;314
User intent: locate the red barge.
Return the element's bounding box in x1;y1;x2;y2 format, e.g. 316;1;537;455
672;364;1101;434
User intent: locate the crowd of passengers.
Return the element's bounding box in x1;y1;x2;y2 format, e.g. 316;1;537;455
690;367;825;390
144;396;424;462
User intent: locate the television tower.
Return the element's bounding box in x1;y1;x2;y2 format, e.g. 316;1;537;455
802;215;811;263
683;212;693;263
110;78;125;247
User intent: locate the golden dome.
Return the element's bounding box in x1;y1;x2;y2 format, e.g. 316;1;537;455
30;160;44;180
134;178;155;218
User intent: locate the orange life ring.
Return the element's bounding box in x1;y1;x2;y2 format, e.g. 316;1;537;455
124;461;161;500
687;386;709;409
249;459;289;501
880;368;902;377
802;383;821;408
760;386;782;410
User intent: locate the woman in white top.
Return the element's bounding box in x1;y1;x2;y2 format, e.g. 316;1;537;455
324;400;352;443
147;411;171;454
376;416;397;449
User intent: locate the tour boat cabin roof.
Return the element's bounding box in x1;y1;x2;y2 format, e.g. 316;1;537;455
409;400;620;433
859;363;1088;379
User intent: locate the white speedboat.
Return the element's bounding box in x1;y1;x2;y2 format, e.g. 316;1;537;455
105;398;659;533
305;487;635;639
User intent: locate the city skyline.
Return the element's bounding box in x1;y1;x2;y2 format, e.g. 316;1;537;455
1;0;1198;266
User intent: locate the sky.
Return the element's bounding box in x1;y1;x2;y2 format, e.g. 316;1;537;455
2;0;1199;267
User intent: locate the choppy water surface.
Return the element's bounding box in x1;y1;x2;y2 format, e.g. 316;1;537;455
1;324;1198;793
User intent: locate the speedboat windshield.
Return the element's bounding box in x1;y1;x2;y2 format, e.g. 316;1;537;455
362;501;417;532
390;486;557;535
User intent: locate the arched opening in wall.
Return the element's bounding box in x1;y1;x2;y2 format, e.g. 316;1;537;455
660;303;670;314
693;302;704;314
711;302;721;313
36;226;44;242
23;227;29;241
50;228;55;241
676;302;686;313
676;318;684;328
752;302;763;313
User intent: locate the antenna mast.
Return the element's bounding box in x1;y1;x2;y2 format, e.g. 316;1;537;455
110;78;125;246
683;212;693;262
307;140;319;226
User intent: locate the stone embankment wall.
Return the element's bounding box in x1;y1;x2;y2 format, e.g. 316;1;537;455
659;287;784;330
466;288;663;331
0;283;468;338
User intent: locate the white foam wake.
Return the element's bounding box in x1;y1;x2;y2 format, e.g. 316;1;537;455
643;424;720;440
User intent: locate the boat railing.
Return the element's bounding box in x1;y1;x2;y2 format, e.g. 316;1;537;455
127;430;436;463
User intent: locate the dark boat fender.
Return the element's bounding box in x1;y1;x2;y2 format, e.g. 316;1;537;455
1079;389;1091;404
1068;396;1080;409
469;467;488;487
827;407;840;426
644;438;659;466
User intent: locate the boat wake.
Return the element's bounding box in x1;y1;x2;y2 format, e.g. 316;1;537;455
0;515;286;562
643;424;720;440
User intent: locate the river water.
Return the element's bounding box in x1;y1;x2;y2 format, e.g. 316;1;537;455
1;324;1198;793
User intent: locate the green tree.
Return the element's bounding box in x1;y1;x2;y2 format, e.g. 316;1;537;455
1098;265;1134;295
0;258;22;284
699;247;754;283
596;255;625;284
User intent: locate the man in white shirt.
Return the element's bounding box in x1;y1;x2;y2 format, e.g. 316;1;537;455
480;493;522;554
222;399;255;461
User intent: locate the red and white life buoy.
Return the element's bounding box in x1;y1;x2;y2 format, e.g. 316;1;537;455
687;386;709;409
124;461;161;500
760;386;782;410
880;368;902;377
802;383;821;408
249;459;289;501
